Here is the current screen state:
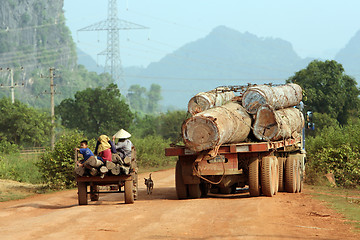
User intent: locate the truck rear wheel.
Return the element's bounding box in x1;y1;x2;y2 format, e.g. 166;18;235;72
295;156;301;193
175;160;188;199
249;157;260;197
188;184;201;199
278;157;285;192
285;155;297;193
78;182;88;205
261;156;276;197
124;180;135;204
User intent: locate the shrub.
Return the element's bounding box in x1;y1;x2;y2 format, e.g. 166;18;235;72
306;123;360;187
37;130;92;189
132;135;176;168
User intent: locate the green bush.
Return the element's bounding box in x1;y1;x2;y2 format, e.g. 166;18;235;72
0;139;20;154
132;135;176;168
36;130;89;189
306;122;360;187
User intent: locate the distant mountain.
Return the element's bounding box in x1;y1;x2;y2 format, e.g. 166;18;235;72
335;30;360;78
77;48;104;74
124;26;312;109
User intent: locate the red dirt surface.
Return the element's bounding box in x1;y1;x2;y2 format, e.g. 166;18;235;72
0;168;359;240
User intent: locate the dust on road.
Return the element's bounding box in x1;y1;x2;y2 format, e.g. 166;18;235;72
0;168;359;240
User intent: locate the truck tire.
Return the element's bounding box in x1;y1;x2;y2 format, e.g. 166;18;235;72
273;157;279;195
285;155;297;193
124;180;135;204
261;156;275;197
175;160;188;199
78;182;88;205
90;185;99;201
249;157;260;197
219;187;232;194
278;157;285;192
188;184;201;199
299;155;305;192
295;157;301;193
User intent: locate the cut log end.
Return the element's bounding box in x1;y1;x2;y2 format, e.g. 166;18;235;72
253;106;278;140
182;116;219;152
188;95;211;115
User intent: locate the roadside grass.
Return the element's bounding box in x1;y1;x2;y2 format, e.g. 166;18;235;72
0;152;43;184
307;185;360;231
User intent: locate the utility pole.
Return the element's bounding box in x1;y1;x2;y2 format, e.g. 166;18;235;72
0;67;25;103
49;67;55;150
40;67;59;150
78;0;148;89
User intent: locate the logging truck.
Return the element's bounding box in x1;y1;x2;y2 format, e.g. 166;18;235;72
166;83;306;199
75;147;138;205
166;136;305;199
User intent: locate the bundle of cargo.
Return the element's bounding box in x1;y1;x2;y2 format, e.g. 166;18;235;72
182;83;304;152
75;155;131;177
188;87;235;115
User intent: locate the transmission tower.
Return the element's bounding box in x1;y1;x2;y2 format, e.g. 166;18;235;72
78;0;148;88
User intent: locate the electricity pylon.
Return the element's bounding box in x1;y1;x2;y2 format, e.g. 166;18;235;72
78;0;148;88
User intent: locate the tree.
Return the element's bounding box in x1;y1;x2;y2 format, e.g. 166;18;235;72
159;110;187;142
127;84;147;113
56;84;134;139
287;60;360;128
0;97;52;146
147;84;162;113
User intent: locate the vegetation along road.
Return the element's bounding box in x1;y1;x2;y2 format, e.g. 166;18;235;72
0;168;359;240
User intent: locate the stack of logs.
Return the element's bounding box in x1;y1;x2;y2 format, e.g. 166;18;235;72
182;83;305;152
75;154;130;177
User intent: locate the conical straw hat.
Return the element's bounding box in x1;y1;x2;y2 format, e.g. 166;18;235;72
114;129;131;139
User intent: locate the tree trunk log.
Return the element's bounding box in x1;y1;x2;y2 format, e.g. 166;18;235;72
253;106;304;141
182;101;251;152
188;88;235;115
242;84;302;114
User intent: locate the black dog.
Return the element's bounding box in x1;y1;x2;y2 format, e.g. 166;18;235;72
144;173;154;195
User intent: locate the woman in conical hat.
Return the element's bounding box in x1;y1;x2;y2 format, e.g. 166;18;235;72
112;129;133;160
113;129;131;139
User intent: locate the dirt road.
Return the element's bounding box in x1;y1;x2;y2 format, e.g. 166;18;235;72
0;168;359;240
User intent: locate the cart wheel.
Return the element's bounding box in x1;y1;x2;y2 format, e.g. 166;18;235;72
295;156;301;193
90;185;99;201
124;180;134;204
133;172;138;200
78;182;88;205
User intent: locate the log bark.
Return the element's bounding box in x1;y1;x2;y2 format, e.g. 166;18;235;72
188;88;235;115
253;106;304;141
242;84;303;114
182;101;251;152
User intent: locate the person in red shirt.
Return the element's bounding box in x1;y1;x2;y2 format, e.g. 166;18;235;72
94;135;113;162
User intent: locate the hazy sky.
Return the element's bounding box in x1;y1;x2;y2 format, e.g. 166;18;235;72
64;0;360;68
